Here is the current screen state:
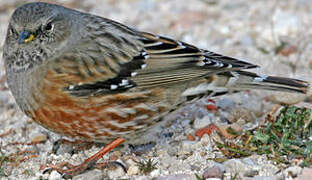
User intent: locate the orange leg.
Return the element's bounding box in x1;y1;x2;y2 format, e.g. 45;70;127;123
42;137;125;177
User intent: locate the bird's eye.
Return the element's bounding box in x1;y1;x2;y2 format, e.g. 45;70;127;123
9;26;17;35
9;28;15;34
44;22;54;31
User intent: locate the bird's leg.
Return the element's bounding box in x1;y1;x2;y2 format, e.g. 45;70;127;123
42;137;125;178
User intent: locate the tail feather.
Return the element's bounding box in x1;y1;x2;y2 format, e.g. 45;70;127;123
225;71;309;94
181;71;309;97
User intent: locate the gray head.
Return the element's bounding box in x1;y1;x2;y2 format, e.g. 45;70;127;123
3;2;76;72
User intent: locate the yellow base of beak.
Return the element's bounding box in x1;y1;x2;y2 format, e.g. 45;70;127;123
24;34;35;43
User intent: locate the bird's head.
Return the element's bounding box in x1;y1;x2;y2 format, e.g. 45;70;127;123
3;2;74;72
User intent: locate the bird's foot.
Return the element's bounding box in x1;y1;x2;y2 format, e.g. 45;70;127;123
41;137;126;178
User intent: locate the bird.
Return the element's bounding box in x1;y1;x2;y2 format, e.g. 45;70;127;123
3;2;309;176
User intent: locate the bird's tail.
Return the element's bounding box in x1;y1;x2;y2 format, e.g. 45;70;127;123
225;71;309;94
222;71;310;94
182;71;309;97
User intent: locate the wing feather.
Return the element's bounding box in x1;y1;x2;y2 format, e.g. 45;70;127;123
55;28;259;96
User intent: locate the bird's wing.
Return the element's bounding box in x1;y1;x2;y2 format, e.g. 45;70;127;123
49;24;259;97
131;32;257;88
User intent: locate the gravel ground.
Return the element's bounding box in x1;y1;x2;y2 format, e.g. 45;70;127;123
0;0;311;179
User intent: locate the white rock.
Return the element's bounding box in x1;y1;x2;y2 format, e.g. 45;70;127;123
73;169;103;180
193;115;213;129
48;170;62;180
107;166;125;179
223;159;252;175
283;166;302;178
127;165;140;175
150;168;161;177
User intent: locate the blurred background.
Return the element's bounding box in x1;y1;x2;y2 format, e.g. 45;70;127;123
0;0;311;179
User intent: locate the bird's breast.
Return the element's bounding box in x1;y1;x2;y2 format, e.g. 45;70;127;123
27;69;172;142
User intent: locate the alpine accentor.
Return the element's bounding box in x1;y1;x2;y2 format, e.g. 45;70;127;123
2;2;309;175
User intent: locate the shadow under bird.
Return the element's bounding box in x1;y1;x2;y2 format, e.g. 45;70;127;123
3;2;310;177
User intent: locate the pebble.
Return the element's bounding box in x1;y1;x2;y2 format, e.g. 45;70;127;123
243;175;284;180
107;166;126;179
127;165;140;175
161;155;177;169
166;144;179;156
30;132;47;143
200;134;217;150
193;115;213;129
223;159;253;175
73;169;103;180
283;166;302;178
268;92;307;105
202;166;223;179
190;165;201;171
180;140;197;155
129;142;156;155
48;170;62;180
216;98;236;110
157;174;197;180
0;92;9;105
150;168;161;177
244;169;259;177
125;158;137;166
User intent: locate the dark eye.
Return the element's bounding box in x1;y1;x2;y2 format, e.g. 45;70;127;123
44;22;54;31
9;28;15;34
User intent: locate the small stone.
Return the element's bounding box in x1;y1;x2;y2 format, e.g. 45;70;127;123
129;142;156;155
150;168;161;177
243;176;280;180
284;166;302;178
195;124;219;138
0;92;9;105
125;158;137;166
202;166;223;179
38;172;49;180
200;134;215;149
157;174;196;180
127;165;140;175
244;169;259;177
190;165;201;171
193;115;213;129
53;142;74;155
186;134;195;141
180;140;196;155
156;150;167;157
268;92;306;105
167;145;179;156
206;104;218;111
223;159;250;175
107;166;126;179
161;155;177;168
216;98;236;110
169;161;190;174
30;133;47;143
48;170;61;180
73;169;103;180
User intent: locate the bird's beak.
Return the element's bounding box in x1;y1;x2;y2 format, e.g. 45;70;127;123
18;31;35;44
